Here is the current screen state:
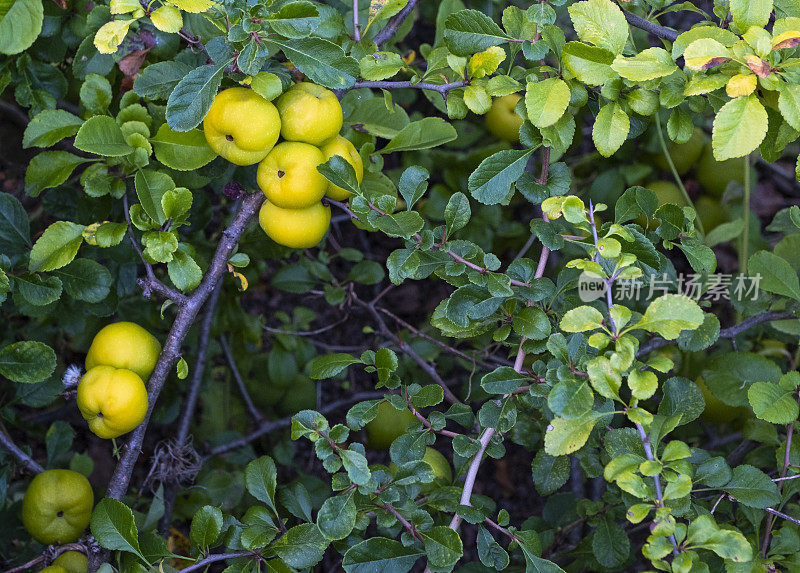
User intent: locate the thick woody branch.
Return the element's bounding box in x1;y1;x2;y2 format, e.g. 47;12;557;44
623;9;679;42
104;192;264;501
0;426;44;474
373;0;418;46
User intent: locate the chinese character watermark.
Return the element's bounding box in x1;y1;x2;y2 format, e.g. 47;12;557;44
579;272;762;303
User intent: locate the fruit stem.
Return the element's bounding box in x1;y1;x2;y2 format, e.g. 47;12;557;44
654;112;705;237
740;153;751;274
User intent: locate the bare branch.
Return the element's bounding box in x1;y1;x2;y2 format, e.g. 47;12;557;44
352;0;361;41
180;552;254;572
637;311;796;356
219;333;265;423
353;79;469;96
104;192;264;501
0;426;44;474
373;0;418;46
176;281;223;442
208;391;385;456
623;9;679;42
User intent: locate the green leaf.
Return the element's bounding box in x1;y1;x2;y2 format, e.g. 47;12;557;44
712;95;768;160
54;258;112;303
380;117;457;153
548;380;593;419
151;124;216;171
0;0;43;54
421;526;464;569
74;115;134;157
80;74;112;115
560;305;604;332
135;170;174;226
22;109;83;148
190;506;222;548
592;102;629;157
444;192;471;236
90;498;146;560
342;538;423;573
562;42;617;86
468;148;534;205
778;83;800;131
0;341;56;383
167;247;201;292
748;250;800;301
683;38;732;70
270;37;359;89
635;294;704;340
444;9;509;56
611;47;678;81
658;377;705;425
340;449;371;486
25;151;92;197
15;273;62;305
730;0;772;30
526;78;570;128
0;192;31;254
481;366;528;395
531;451;570;495
568;0;629;55
272;523;328;569
166;63;226;132
513;306;551;339
249;71;284;101
686;515;753;562
360;51;405;81
346;96;410;139
544;411;604;455
593;514;630;568
29;221;85;272
133;61;192;100
748;381;800;424
374;211;424;239
723;464;781;509
398;165;429;210
245;456;278;516
310;353;361;379
317;491;356;541
318;155;361;197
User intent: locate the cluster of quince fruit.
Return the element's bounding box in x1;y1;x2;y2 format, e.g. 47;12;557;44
203;82;364;249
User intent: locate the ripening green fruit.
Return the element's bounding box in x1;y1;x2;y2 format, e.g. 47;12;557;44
22;470;94;545
696;376;750;424
636;181;686;227
389;447;453;488
485;94;523;143
277;375;317;415
654;127;707;175
52;551;88;573
365;401;416;451
694;196;729;231
696;144;756;197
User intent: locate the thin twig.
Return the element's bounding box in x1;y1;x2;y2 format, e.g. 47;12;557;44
0;426;44;474
353;79;469;96
637;311;796;356
123;194;186;306
377;502;421;540
180;552;254;572
208;391;385;456
219;334;265;423
176;282;223;442
373;0;418;46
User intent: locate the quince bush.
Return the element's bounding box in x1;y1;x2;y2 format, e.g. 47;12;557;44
4;0;800;572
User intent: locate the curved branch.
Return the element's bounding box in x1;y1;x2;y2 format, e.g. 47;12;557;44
180;551;254;572
219;333;265;423
0;426;44;474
